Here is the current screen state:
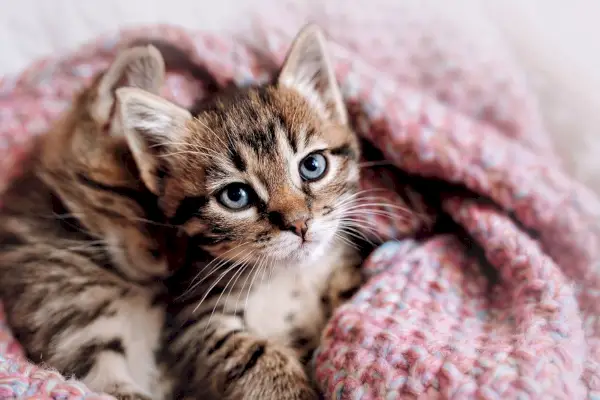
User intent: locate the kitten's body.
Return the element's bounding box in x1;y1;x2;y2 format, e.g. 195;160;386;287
157;75;365;398
0;50;171;398
0;26;365;399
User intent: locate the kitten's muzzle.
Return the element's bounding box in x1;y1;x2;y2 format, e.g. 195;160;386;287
287;217;309;241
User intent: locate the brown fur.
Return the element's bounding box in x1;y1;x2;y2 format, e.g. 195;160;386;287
0;26;369;400
118;25;366;399
0;45;177;400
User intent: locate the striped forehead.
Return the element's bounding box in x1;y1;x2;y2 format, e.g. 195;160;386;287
204;119;302;194
203;94;317;163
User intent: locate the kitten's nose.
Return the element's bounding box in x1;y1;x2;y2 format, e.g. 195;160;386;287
287;218;308;240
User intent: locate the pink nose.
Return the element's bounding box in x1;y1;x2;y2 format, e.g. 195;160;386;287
288;218;308;240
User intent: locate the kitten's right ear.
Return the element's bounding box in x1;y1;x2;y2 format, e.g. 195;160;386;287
278;24;347;125
116;87;192;195
91;45;166;128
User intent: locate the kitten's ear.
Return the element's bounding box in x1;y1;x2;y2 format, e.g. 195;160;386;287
116;87;192;195
91;45;166;127
278;24;347;125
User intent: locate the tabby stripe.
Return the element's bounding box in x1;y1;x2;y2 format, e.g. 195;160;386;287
228;146;247;173
194;304;245;323
255;86;272;105
276;113;297;153
289;328;312;348
206;329;242;355
330;143;356;159
188;233;230;247
90;205;129;220
225;342;266;381
76;173;147;202
339;285;361;300
50;192;96;239
171;196;208;225
176;284;231;308
166;317;200;345
303;127;317;148
65;338;125;379
46;300;114;348
75;173;162;222
220;333;245;360
244;123;276;156
0;231;26;247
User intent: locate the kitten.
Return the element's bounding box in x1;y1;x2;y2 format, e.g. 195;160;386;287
0;25;366;400
117;25;365;399
0;45;181;399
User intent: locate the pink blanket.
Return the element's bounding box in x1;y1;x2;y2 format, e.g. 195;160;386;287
1;23;599;399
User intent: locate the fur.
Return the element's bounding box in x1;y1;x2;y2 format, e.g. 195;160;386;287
0;25;369;399
118;25;366;399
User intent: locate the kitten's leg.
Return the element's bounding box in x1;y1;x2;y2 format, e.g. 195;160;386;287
323;252;365;314
164;309;317;400
0;249;166;400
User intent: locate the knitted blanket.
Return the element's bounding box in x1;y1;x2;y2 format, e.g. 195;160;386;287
1;23;599;399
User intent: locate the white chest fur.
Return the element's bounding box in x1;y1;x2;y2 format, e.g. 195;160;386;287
243;243;350;348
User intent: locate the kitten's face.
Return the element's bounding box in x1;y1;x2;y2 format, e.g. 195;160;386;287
172;86;358;263
118;25;359;265
39;45;174;280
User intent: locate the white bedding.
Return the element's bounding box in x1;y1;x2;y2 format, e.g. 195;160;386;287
1;0;599;194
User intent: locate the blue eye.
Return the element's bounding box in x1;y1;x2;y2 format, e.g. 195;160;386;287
218;183;252;210
299;153;327;181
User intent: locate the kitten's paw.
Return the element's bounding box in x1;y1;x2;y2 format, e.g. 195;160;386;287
104;383;153;400
325;261;364;312
112;393;153;400
218;339;317;400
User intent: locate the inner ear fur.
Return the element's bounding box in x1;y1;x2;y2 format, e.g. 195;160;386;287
91;45;166;127
115;86;192;199
278;24;347;125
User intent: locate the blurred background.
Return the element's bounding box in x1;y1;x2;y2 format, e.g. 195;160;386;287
1;0;599;194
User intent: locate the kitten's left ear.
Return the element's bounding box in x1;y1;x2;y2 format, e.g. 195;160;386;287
278;24;347;125
116;87;192;195
91;45;166;128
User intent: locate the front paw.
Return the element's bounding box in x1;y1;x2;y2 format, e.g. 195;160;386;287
109;389;153;400
217;339;318;400
113;395;153;400
325;262;364;312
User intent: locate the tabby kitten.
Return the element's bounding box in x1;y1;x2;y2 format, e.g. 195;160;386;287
117;25;365;399
0;25;365;400
0;45;178;399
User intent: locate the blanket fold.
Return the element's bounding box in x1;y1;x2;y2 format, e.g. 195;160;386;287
0;21;598;399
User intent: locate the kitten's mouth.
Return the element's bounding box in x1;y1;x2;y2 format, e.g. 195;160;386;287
267;229;332;262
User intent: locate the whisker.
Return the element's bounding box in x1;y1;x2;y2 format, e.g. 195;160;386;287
332;233;360;250
202;254;255;333
337;202;412;213
192;250;252;315
333;189;390;209
337;227;374;246
340;221;385;246
207;252;254;327
334;206;412;220
236;254;265;315
338;223;380;246
193;118;229;149
180;241;251;298
341;209;409;220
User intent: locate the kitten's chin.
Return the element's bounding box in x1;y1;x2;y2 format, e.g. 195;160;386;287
269;236;331;265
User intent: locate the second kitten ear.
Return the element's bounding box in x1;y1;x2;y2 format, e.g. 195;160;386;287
91;45;166;128
116;87;192;195
278;24;347;125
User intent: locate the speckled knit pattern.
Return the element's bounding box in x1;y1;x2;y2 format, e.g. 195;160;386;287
0;21;598;399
